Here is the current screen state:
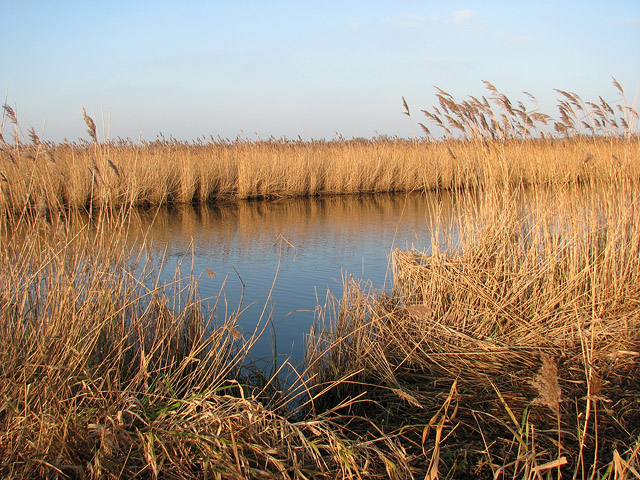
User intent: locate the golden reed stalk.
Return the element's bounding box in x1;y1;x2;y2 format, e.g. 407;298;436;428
0;79;637;216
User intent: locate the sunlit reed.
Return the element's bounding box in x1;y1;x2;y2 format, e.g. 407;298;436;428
1;79;637;216
1;79;639;478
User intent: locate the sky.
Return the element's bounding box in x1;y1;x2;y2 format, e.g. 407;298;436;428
1;1;639;142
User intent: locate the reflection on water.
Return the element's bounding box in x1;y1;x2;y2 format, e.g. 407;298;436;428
127;192;460;363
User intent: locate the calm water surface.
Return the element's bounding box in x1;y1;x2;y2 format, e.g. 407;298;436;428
130;192;461;364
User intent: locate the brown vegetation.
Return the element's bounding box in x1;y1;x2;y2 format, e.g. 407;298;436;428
1;79;639;478
0;78;638;215
307;182;640;477
0;211;412;478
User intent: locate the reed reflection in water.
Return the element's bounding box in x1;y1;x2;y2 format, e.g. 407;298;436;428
129;192;461;363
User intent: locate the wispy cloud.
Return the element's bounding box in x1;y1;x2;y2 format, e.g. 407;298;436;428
383;13;428;30
384;8;532;48
491;31;526;45
384;9;484;32
451;9;478;26
614;16;640;28
451;9;486;32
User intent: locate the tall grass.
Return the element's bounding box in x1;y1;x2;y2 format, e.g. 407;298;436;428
306;180;640;477
0;210;415;478
1;79;639;478
302;78;640;478
1;79;638;215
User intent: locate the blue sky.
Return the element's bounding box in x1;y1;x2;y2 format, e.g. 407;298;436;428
2;1;639;142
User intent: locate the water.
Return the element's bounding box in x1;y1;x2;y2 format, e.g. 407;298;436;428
127;191;460;365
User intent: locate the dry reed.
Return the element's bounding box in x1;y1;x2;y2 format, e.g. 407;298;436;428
306;180;640;477
0;210;414;478
2;79;640;478
1;78;638;215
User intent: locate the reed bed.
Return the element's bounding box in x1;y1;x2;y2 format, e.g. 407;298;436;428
303;79;640;478
306;180;640;478
0;211;414;478
1;79;638;215
1;79;639;478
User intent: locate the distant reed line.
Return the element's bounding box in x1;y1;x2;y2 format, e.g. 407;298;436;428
0;79;637;216
2;79;640;478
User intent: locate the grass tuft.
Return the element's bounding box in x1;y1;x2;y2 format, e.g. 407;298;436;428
1;79;639;478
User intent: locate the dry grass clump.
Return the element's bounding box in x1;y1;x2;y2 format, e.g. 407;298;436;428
1;78;638;215
306;181;640;478
0;211;414;479
2;78;639;478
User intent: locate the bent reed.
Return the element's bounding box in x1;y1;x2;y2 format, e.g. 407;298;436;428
307;181;640;478
1;79;639;478
0;79;638;215
0;210;411;478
